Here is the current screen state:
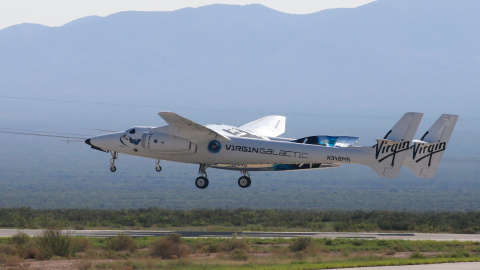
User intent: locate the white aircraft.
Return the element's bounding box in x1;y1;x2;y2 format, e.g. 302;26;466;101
85;112;458;189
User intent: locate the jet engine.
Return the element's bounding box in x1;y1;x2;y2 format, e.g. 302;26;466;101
141;132;196;154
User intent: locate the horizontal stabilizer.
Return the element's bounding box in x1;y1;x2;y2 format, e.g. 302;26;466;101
403;114;459;178
366;112;423;178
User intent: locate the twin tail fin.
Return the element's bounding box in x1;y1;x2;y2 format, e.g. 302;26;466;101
366;112;424;178
403;114;459;178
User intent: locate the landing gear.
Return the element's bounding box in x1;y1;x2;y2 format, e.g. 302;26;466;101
191;165;252;189
195;176;209;189
109;151;118;172
155;160;162;172
196;164;209;189
238;171;251;188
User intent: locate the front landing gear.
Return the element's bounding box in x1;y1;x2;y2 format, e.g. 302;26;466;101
238;171;251;188
155;160;162;172
195;164;209;189
109;151;118;172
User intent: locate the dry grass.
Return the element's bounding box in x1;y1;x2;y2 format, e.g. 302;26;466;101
1;235;480;269
3;255;22;267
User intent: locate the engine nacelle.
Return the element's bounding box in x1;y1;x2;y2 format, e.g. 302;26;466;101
141;132;196;154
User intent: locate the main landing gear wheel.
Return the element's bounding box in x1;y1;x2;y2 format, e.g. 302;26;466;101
238;176;251;188
195;176;209;189
195;164;209;189
110;166;117;172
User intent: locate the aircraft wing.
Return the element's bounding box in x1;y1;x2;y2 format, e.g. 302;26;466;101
239;115;286;137
155;112;230;143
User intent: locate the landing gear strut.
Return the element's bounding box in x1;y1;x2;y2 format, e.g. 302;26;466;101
109;151;118;172
155;160;162;172
238;171;251;188
195;164;209;189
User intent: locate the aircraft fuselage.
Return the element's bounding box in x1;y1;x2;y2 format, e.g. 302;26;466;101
85;112;458;189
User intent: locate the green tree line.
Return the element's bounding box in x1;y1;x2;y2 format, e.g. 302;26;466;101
0;207;479;233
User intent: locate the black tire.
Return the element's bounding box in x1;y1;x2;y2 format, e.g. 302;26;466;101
155;166;162;172
195;176;209;189
238;176;251;188
110;166;117;172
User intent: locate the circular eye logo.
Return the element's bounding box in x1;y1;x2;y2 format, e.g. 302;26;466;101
207;140;222;154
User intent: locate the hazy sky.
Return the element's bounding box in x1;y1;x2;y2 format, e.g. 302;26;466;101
0;0;376;30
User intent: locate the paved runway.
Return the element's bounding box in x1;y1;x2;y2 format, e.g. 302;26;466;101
0;229;480;241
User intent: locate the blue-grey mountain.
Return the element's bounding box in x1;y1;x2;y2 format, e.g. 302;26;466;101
0;0;478;210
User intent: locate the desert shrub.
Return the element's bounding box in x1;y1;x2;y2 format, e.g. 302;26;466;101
190;241;218;254
310;222;326;231
384;248;396;255
106;233;138;253
9;232;31;246
74;224;85;230
19;242;41;259
230;249;248;261
71;237;92;253
351;239;364;246
376;240;389;246
0;243;17;256
290;237;312;252
150;233;190;259
409;252;426;259
103;250;118;259
38;226;72;258
219;236;249;252
324;238;333;246
334;222;352;232
206;243;218;253
392;242;406;252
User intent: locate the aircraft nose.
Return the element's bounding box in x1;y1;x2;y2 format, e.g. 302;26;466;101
85;136;112;152
86;133;122;152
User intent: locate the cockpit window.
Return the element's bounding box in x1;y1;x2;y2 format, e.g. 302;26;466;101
129;129;136;134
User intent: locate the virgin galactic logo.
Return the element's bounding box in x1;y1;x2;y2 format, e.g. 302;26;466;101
207;140;222;154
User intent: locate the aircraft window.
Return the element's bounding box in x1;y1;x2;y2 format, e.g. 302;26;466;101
129;129;136;134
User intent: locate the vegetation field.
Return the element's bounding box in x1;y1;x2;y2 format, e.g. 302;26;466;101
1;208;480;234
1;229;480;269
1;208;480;268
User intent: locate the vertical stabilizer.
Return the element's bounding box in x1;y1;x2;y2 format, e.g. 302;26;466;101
367;112;423;178
403;114;459;178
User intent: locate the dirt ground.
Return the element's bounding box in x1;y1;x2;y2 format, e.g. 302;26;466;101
12;259;116;270
0;251;454;269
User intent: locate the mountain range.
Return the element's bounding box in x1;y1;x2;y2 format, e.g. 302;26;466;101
0;0;479;209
